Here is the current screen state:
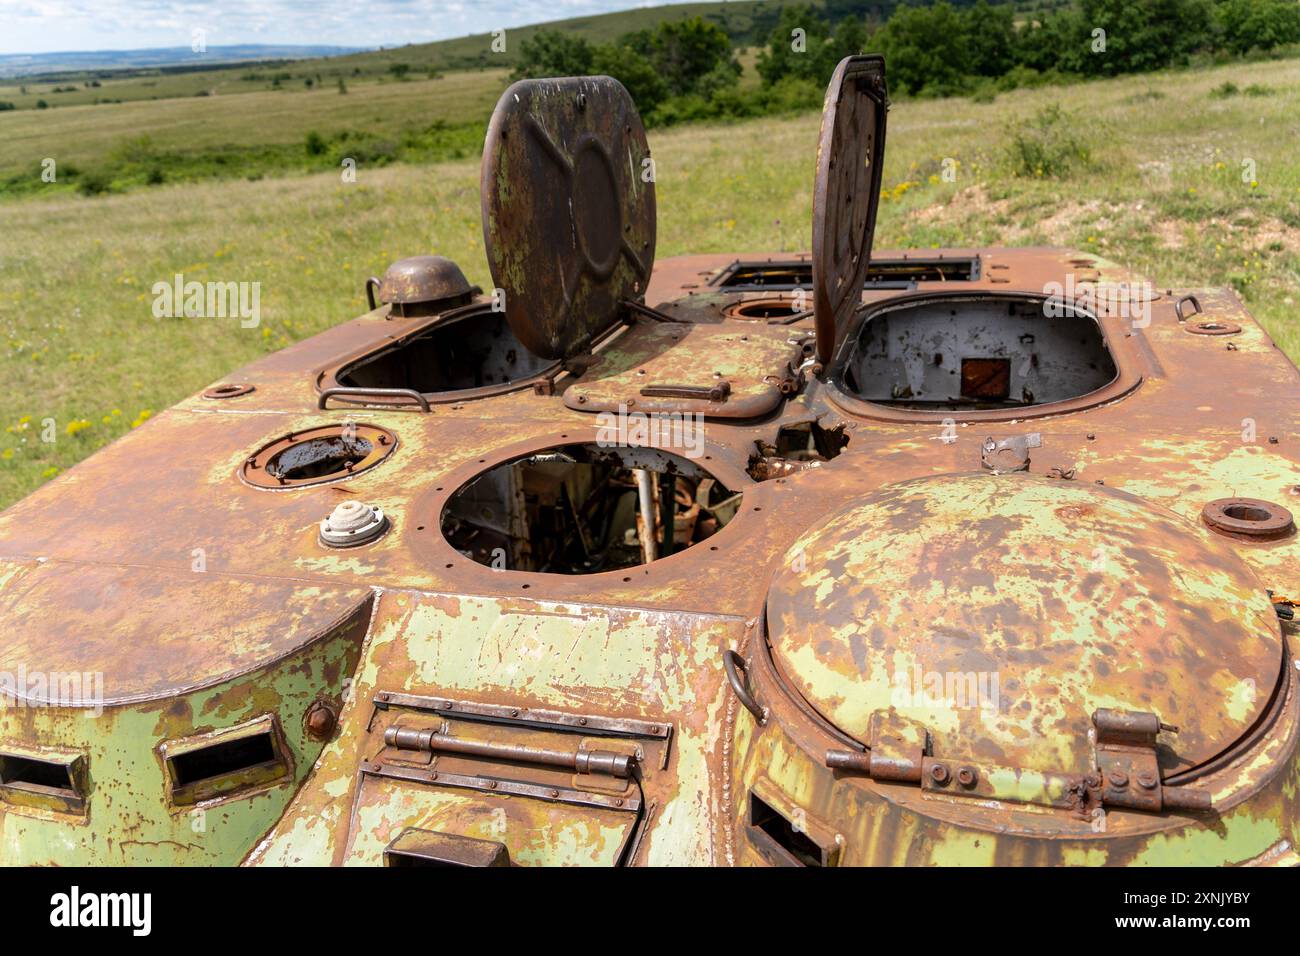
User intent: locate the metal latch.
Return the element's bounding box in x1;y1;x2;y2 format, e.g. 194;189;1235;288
981;432;1041;473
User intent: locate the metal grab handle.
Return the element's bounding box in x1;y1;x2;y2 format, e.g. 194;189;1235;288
641;381;731;402
365;276;382;311
1174;294;1202;323
383;725;634;778
723;650;765;725
318;386;431;412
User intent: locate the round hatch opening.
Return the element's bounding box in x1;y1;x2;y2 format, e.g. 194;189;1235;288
241;424;397;489
440;443;741;574
331;305;559;402
764;473;1284;778
724;298;808;321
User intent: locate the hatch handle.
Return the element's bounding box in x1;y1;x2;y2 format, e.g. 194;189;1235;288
1174;294;1202;324
723;650;766;725
365;276;382;312
319;386;431;413
641;381;732;403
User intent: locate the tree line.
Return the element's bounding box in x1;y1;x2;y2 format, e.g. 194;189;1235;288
510;0;1300;123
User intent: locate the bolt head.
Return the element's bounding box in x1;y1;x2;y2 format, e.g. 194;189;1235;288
929;763;950;785
305;701;337;740
1108;770;1130;788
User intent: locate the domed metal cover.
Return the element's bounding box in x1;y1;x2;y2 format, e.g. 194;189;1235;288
766;473;1283;776
811;55;887;364
481;76;656;360
377;256;473;306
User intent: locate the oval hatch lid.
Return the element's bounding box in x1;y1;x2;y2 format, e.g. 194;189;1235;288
481;75;657;361
811;55;888;364
766;474;1284;777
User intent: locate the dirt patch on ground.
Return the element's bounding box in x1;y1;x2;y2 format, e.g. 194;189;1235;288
1241;215;1300;253
1152;219;1187;249
910;183;1012;225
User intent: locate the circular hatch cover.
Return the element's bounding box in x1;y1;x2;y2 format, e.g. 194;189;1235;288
482;76;656;361
811;55;887;364
766;474;1283;777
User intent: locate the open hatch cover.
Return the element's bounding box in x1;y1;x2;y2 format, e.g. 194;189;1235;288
482;76;657;361
811;55;888;364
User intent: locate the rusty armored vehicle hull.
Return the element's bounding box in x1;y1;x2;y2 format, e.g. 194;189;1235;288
0;59;1297;868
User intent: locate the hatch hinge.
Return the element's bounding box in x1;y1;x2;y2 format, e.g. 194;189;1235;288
825;711;930;782
1092;709;1212;813
824;708;1213;816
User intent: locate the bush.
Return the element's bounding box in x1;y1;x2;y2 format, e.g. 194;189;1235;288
77;170;112;196
1002;104;1093;178
304;130;327;156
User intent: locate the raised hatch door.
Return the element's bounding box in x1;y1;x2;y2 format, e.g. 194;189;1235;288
811;55;888;364
481;75;657;361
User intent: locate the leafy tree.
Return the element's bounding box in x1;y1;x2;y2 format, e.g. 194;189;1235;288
1064;0;1215;75
756;5;832;86
591;44;668;114
810;15;869;82
640;17;739;97
511;30;595;81
1216;0;1300;54
872;0;972;96
963;1;1019;77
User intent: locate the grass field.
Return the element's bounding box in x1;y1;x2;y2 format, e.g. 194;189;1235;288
2;55;1299;507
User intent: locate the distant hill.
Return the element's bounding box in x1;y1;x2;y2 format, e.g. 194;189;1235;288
0;45;366;79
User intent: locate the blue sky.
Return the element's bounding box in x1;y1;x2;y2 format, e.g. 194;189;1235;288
0;0;694;55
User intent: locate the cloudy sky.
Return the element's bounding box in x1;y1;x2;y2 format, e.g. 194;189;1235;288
0;0;691;55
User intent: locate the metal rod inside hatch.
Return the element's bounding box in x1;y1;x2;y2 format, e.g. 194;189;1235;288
635;469;657;563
